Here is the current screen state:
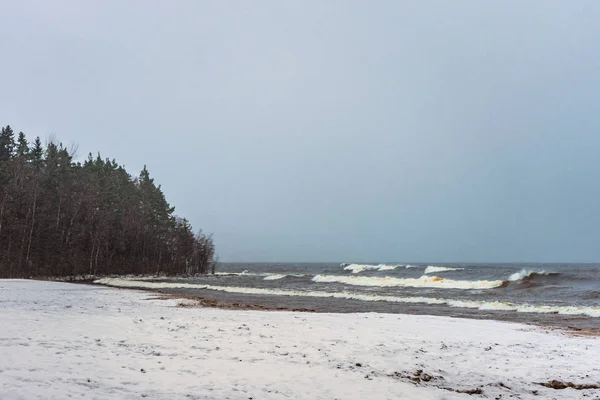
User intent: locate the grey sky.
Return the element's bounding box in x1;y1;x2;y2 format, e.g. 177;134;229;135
2;1;600;262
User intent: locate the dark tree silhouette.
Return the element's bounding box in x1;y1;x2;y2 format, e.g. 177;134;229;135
0;125;216;278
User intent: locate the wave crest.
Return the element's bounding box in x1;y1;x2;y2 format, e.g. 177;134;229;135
313;274;505;290
343;264;402;273
213;270;262;277
508;269;555;282
377;265;401;271
263;274;288;281
424;266;464;274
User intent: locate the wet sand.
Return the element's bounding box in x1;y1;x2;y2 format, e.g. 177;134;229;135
140;286;600;333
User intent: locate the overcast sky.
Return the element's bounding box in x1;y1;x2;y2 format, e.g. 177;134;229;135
2;1;600;262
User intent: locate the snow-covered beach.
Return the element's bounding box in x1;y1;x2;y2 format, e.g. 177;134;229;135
1;280;599;399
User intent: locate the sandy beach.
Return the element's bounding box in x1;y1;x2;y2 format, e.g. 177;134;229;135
1;280;599;399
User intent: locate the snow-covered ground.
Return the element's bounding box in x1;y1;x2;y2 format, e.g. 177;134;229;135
1;280;598;399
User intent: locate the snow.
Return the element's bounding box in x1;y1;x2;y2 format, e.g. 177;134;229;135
1;280;599;399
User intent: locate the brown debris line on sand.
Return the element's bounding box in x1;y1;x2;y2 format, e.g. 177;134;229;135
388;369;443;384
388;370;485;395
145;294;317;313
522;325;600;338
487;382;511;390
444;387;484;395
564;326;600;337
535;380;600;390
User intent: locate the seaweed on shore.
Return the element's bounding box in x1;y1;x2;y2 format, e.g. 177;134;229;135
535;380;600;390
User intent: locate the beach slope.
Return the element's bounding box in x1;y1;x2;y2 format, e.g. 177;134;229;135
0;280;598;399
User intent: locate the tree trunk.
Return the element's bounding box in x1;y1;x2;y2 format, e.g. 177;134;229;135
18;207;30;273
94;243;100;275
26;185;38;266
0;192;9;238
56;197;62;229
89;233;95;275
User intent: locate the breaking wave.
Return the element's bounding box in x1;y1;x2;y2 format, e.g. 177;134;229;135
377;265;401;271
343;264;380;273
95;278;600;317
508;269;556;282
312;274;505;290
262;273;309;280
343;264;403;273
423;266;464;274
263;274;288;281
213;270;264;277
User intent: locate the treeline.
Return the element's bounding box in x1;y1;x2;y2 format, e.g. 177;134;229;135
0;125;216;278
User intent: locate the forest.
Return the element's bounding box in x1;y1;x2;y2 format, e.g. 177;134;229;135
0;125;216;278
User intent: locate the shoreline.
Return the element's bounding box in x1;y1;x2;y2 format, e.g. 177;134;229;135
86;280;600;336
2;279;599;399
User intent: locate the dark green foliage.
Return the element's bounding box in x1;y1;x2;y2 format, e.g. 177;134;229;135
0;125;216;278
29;137;44;168
0;125;15;161
16;132;28;157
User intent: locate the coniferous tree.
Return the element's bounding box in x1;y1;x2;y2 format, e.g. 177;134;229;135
16;132;28;157
0;125;15;161
0;125;217;278
30;137;44;168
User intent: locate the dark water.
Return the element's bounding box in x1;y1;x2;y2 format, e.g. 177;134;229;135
148;262;600;329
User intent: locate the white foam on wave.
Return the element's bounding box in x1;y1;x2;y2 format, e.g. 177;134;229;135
95;278;600;317
343;264;380;273
213;270;262;277
215;272;308;280
263;274;287;281
343;263;403;273
377;265;401;271
423;266;464;274
313;274;504;290
508;269;551;282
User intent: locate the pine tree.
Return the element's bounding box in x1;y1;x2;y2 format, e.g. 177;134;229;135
29;137;44;168
0;124;216;278
138;165;175;224
16;132;28;157
0;125;15;161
